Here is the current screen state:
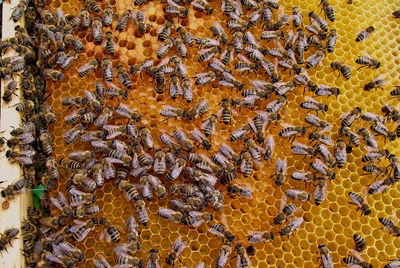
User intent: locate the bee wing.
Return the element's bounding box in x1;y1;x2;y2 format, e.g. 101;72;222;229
350;249;365;262
208;227;225;237
78;62;92;73
314;183;327;200
191;129;205;143
320;124;333;133
237;54;252;64
247;230;263;236
50;197;64;211
221;213;231;231
280;122;295;128
69;188;86;196
362;187;369;205
156;56;170;67
16;156;33;165
392;210;399;225
279;195;288;211
69;222;85;233
238;185;253;198
91;139;109;149
304;96;318;103
167;0;179;7
219;80;234;87
201;118;211;130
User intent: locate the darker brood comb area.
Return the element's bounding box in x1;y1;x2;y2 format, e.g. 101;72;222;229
3;0;400;267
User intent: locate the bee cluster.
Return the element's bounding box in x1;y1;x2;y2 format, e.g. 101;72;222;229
2;0;400;266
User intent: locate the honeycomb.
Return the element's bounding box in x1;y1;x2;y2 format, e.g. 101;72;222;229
38;0;400;267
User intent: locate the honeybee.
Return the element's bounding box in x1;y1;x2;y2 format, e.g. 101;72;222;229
235;54;259;74
274;197;298;225
349;189;371;216
331;61;351;80
280;217;303;237
353;234;366;252
90;17;103;45
170;56;187;79
192;0;213;14
50;192;73;217
215;243;232;268
314;177;327;205
195;71;217;85
285;189;311;202
78;58;100;77
319;243;333;268
160;133;181;154
100;32;116;56
371;122;396;141
227;184;253;199
309;11;329;32
99;218;120;243
291;142;317;157
320;0;334;22
272;158;287;186
147;174;167;199
134;11;151;35
362;163;387;178
339;127;360;147
306;50;325;69
94;254;111;268
385;259;400;268
325;28;337;53
191;129;212;150
0;228;18;253
139;126;154;150
115;102;141;122
219;72;244;91
209;214;235;242
279;123;307;142
358;128;378;149
364;75;386;91
186;100;210;120
209;22;227;44
368;176;396;194
356;54;380;69
114;241;141;256
176;26;195;46
305;114;332;132
301;96;328;115
220;144;241;164
165;236;187;265
69;189;96;207
266;96;287;113
379;211;400;237
356;26;374;42
116;10;133;31
101;6;114;26
130;59;154;76
115;255;143;267
335;139;348;168
343;249;373;268
235;244;252;268
185;211;213;227
158;20;174;41
166;156;186;182
146;249;160;268
70;218;97;242
201;114;218;137
173;130;195;152
116;179;140;202
0;178;24;201
318;144;336;167
42;68;63;81
339;107;361;128
79;8;91;29
291;6;303;28
295;71;318;93
164;0;189;18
